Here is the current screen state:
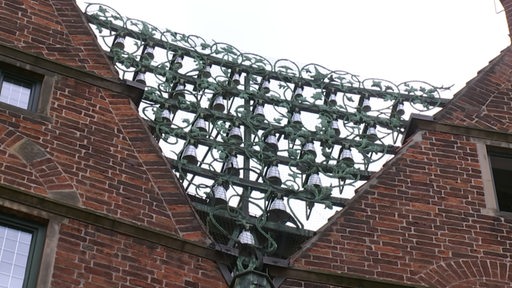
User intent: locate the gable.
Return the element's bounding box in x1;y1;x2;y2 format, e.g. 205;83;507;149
435;46;512;131
0;0;117;77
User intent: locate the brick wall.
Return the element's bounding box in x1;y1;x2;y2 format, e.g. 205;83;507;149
0;0;227;287
0;0;117;78
281;280;343;288
52;219;225;288
291;130;512;286
0;75;207;240
434;45;512;131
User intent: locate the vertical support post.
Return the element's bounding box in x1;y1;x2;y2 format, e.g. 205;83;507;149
239;72;251;216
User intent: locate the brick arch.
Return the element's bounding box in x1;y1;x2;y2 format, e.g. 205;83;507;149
0;125;79;203
417;259;512;288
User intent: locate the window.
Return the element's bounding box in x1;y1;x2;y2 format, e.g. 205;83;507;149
0;65;41;112
487;146;512;213
0;215;45;288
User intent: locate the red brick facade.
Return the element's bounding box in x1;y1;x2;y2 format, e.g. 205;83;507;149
0;0;225;287
290;130;512;287
0;0;117;77
1;0;512;287
53;220;224;288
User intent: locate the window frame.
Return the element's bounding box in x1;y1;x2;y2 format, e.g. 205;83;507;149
486;145;512;214
0;63;43;113
0;214;46;288
476;140;512;216
0;54;54;118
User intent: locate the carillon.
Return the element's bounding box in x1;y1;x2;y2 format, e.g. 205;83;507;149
86;4;451;286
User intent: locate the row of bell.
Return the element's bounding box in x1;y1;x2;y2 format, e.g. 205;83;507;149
162;111;377;147
112;36;158;58
183;142;339;186
184;153;242;175
208;166;324;196
301;141;355;162
210;97;267;120
236;200;295;246
178;108;360;183
361;97;405;117
134;56;184;86
111;36;407;120
210;185;294;226
158;94;403;131
183;145;354;180
182;132;356;170
290;111;341;136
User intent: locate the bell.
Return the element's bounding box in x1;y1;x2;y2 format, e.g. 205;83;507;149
212;96;225;112
298;142;316;172
261;79;270;94
231;71;241;86
331;120;340;137
341;147;354;167
265;165;282;186
269;197;286;212
291;111;302;125
172;82;185;99
307;173;322;188
134;72;146;85
327;91;337;106
143;46;154;60
228;126;243;144
193;118;208;133
201;63;212;78
223;155;240;176
173;55;183;69
238;230;255;246
293;85;303;99
302;142;316;158
112;35;125;50
268;197;293;224
211;185;227;205
366;124;378;142
395;102;405;117
253;104;265;121
181;144;198;165
264;134;279;153
361;97;371;113
161;109;172;122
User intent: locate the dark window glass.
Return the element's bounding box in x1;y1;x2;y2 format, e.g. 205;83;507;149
488;147;512;212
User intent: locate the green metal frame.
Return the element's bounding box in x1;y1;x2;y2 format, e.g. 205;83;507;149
84;3;451;285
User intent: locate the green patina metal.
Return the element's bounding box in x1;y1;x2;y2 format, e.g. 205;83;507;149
85;4;451;286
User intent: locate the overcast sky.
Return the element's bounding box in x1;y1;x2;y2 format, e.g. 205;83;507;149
78;0;510;96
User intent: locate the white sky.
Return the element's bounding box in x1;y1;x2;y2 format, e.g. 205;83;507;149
78;0;510;96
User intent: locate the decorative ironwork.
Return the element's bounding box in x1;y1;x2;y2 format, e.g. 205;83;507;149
85;3;451;285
